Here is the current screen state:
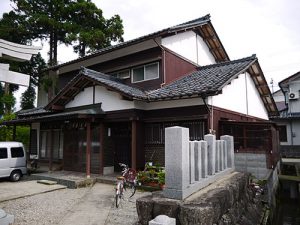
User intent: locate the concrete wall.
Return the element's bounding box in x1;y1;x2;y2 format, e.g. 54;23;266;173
161;31;215;65
208;72;269;120
234;152;270;179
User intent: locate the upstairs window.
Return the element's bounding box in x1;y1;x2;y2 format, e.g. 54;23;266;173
115;70;130;79
132;62;159;83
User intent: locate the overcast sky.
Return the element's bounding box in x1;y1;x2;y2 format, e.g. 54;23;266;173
1;0;300;107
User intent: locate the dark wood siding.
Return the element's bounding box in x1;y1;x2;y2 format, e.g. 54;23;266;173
164;50;197;84
211;106;266;138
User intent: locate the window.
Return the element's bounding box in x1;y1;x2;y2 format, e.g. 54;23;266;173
117;70;130;79
11;147;24;158
132;62;159;83
40;130;63;160
0;148;8;159
279;125;287;142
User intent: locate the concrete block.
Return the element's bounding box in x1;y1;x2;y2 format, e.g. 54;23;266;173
204;134;216;175
220;140;225;170
164;126;189;199
189;142;195;184
222;140;227;169
221;135;234;168
194;142;201;181
200;141;208;178
215;140;220;172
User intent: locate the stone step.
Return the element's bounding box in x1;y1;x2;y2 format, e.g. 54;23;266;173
37;180;58;185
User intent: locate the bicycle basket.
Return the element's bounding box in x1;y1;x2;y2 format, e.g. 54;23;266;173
124;169;137;183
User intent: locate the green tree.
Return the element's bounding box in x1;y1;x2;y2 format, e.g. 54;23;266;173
20;85;36;110
66;0;124;57
10;0;124;64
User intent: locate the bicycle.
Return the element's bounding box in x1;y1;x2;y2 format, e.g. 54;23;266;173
115;163;137;208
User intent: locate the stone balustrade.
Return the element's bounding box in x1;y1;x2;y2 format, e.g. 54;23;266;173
164;126;235;200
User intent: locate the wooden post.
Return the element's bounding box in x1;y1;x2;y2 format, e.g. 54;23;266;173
131;120;137;170
99;123;104;174
86;122;91;178
49;130;53;172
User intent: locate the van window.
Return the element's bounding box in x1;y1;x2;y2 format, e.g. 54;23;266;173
0;148;8;159
11;147;24;158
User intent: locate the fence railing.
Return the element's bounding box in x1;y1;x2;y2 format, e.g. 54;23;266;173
163;126;235;200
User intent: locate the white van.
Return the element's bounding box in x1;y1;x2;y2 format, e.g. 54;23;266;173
0;142;27;181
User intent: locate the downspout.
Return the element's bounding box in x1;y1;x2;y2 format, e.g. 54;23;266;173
245;73;249;115
202;95;213;134
153;39;166;86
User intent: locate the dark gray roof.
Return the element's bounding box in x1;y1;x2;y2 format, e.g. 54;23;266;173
46;15;213;71
17;107;51;117
81;68;147;99
147;55;257;100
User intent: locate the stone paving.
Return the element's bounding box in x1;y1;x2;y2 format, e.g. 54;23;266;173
0;180;149;225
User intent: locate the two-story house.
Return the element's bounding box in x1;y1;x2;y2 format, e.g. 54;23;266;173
272;71;300;158
5;15;279;179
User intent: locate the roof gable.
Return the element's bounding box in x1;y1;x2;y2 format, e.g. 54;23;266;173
45;14;229;73
44;54;278;117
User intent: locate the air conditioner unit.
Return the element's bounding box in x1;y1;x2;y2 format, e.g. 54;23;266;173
289;92;299;100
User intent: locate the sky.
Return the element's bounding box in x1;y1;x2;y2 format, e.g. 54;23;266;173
1;0;300;108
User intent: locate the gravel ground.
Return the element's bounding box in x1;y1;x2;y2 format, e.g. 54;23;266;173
0;184;150;225
0;188;89;225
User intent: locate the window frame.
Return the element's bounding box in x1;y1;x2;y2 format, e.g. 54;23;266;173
131;62;159;83
0;148;8;159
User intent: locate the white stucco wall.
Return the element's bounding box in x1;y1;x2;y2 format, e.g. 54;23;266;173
161;31;215;65
208;72;269;120
65;85;204;111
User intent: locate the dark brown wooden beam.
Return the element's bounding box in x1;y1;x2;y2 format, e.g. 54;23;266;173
61;96;71;100
52;105;64;111
131;120;137;170
49;130;53;171
99;123;104;175
86;122;91;178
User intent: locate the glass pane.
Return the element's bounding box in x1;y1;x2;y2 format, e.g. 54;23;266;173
132;67;144;82
53;131;60;159
0;148;8;159
11;147;24;158
145;63;158;80
40;131;47;158
118;70;130;79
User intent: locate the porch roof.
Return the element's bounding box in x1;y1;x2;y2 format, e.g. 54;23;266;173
3;105;104;125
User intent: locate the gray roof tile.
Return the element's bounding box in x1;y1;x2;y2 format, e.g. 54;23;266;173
147;55;257;100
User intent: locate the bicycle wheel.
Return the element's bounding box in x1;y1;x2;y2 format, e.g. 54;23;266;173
127;182;136;198
115;193;121;208
115;182;122;208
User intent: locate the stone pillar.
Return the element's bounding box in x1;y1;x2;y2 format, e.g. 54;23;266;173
194;141;201;181
220;140;225;171
164;126;189;199
215;140;220;172
200;141;207;178
189;142;195;184
221;135;235;168
204;134;216;175
222;140;227;169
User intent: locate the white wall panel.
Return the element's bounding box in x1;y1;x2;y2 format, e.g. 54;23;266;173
162;31;215;65
209;72;268;120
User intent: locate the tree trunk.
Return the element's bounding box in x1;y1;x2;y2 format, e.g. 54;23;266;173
53;31;58;65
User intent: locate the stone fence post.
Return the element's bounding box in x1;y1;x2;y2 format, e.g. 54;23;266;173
220;135;235;169
164;126;190;199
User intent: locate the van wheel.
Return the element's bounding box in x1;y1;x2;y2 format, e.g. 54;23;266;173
10;171;21;182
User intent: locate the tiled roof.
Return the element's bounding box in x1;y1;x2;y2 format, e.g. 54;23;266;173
17;107;51;117
147;55;257;100
45;15;215;71
81;68;148;99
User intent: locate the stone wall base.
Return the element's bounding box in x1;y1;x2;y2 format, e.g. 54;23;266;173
136;172;265;225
